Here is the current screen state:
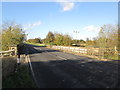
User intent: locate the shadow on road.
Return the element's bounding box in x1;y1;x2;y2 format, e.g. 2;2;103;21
19;44;60;55
30;58;119;88
26;44;60;54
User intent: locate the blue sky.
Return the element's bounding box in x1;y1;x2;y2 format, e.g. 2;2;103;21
2;2;118;40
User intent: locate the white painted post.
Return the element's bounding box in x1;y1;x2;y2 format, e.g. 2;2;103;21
17;58;20;64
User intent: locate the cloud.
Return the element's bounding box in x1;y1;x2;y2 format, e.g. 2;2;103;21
83;25;101;32
23;21;42;30
57;0;75;11
61;2;74;11
32;21;41;27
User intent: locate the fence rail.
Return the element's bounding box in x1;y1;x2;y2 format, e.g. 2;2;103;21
51;46;118;59
0;50;16;57
52;46;98;55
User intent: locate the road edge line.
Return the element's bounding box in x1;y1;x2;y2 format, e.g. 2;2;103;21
27;54;40;88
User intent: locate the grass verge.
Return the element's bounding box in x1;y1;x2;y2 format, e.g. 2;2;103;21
2;65;37;88
25;42;46;47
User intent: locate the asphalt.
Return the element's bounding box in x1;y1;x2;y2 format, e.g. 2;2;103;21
25;44;119;88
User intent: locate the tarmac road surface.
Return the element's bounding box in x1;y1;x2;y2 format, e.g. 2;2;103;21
25;44;119;88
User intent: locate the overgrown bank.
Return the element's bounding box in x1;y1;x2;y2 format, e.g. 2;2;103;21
2;64;37;88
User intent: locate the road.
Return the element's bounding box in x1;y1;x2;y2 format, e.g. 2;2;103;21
25;44;119;88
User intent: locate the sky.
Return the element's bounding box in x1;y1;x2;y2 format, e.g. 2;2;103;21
2;1;118;40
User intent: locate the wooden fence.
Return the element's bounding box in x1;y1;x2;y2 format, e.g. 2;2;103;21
51;46;118;59
0;50;16;57
52;46;99;55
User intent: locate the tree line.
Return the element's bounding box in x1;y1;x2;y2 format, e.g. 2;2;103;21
27;24;118;51
27;38;42;44
42;32;86;46
27;32;86;46
43;24;118;50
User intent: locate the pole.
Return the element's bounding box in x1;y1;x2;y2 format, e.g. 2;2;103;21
73;31;79;45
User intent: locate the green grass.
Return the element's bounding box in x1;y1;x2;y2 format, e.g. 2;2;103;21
106;55;118;60
2;65;37;88
25;42;46;47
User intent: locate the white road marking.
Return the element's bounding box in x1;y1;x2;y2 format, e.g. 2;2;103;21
46;51;67;60
56;55;67;60
27;54;40;88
